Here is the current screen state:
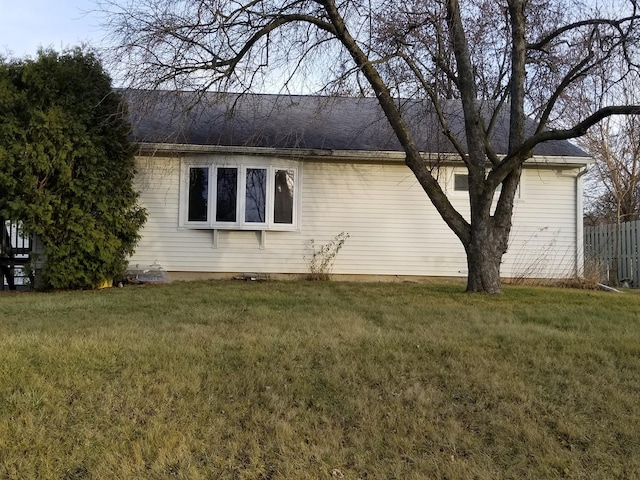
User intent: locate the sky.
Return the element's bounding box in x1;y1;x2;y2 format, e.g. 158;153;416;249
0;0;620;59
0;0;105;59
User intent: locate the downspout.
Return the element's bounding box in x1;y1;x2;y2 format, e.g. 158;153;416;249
576;164;590;277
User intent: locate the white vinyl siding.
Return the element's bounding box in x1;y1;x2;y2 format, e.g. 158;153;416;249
130;155;579;279
504;168;577;279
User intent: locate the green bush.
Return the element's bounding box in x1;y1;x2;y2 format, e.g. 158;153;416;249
0;48;146;289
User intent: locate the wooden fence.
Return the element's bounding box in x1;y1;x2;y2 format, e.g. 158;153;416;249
584;220;640;287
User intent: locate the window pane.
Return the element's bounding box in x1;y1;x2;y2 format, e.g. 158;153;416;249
274;169;294;224
454;174;469;191
216;168;238;222
188;167;208;222
245;168;267;223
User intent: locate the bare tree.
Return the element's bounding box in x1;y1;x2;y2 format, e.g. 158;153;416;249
576;67;640;225
583;118;640;225
99;0;640;293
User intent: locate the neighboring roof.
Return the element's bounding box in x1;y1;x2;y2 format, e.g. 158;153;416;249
124;90;588;158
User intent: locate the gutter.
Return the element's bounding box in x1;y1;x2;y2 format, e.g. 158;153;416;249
575;164;591;277
136;142;592;168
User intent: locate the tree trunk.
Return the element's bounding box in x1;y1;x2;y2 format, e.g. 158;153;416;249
464;223;506;294
463;186;512;295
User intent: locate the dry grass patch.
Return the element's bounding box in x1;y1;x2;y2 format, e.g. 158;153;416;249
1;281;639;479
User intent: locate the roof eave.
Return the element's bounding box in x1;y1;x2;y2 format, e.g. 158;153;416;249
525;155;594;167
135;142;592;167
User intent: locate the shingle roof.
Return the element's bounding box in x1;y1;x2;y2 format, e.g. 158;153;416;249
125;90;588;158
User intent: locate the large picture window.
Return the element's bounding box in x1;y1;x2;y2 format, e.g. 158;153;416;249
181;162;298;230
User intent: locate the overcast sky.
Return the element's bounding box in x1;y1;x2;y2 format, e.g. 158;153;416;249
0;0;104;59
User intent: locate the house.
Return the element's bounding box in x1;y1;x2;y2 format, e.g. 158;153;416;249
126;90;591;281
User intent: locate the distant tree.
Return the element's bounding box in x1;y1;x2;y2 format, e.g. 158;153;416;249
582;116;640;225
0;48;146;289
573;67;640;225
100;0;640;293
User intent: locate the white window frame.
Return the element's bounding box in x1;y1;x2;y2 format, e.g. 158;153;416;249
183;163;212;227
180;160;299;231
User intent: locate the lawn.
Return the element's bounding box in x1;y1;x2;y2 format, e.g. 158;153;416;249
0;280;639;479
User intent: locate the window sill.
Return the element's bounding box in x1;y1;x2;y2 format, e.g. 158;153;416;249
180;223;297;232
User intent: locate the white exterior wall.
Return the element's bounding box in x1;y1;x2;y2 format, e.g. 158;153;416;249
129;155;580;279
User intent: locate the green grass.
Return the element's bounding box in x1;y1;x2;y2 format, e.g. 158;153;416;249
0;281;639;479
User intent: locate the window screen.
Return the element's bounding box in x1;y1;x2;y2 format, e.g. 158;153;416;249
274;169;295;224
188;167;209;222
454;174;469;191
245;168;267;223
216;168;238;222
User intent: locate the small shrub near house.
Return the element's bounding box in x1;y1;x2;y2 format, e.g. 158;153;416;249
305;232;349;280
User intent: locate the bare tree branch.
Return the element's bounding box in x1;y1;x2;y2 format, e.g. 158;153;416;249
528;15;640;51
